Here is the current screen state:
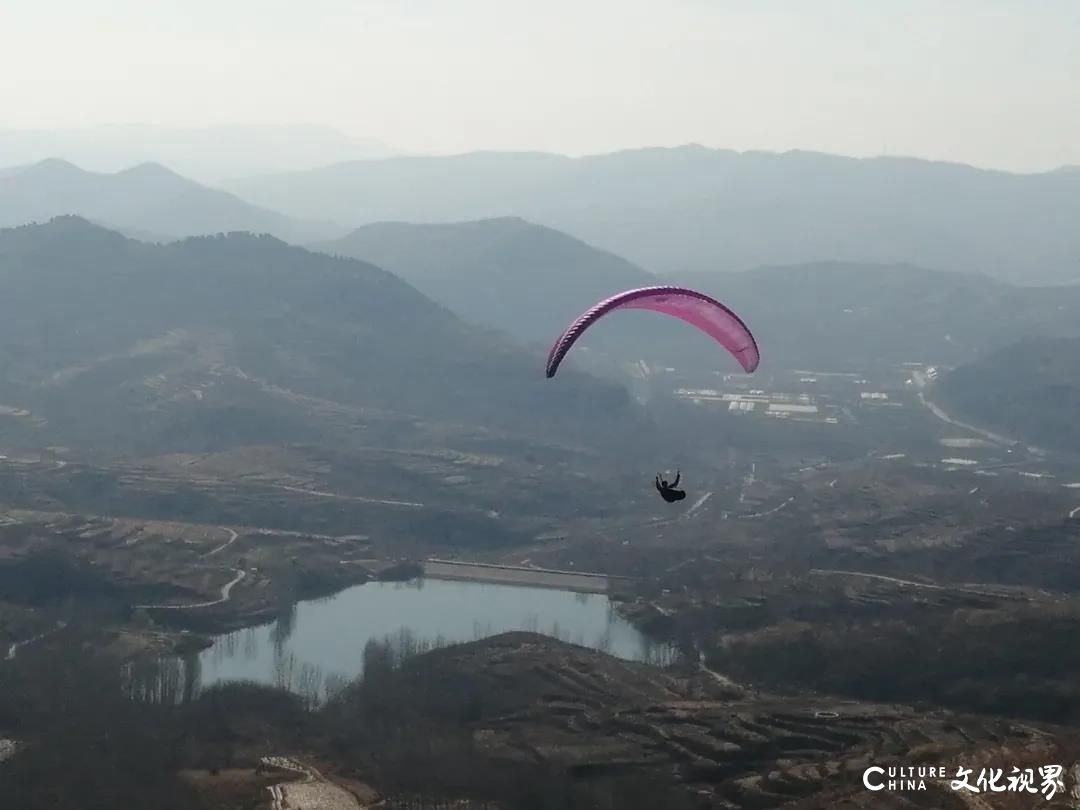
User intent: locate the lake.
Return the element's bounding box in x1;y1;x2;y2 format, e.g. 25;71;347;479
183;578;661;698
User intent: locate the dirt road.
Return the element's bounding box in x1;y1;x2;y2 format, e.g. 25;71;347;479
135;568;247;611
271;484;423;508
204;528;239;557
809;569;1035;601
262;756;361;810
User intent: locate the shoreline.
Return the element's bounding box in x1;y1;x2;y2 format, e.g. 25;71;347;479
134;558;641;664
422;558;618;594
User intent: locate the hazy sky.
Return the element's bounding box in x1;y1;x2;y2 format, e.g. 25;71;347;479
2;0;1078;171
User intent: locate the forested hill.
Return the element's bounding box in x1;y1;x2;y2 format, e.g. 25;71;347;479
0;217;647;457
317;217;657;345
934;337;1080;453
677;262;1080;372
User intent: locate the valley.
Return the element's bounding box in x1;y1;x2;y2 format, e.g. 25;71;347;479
5;103;1080;805
6;337;1080;807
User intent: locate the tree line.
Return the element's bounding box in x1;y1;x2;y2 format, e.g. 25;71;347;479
1;627;700;809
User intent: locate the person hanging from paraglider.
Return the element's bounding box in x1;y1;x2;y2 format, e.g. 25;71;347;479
655;470;686;503
543;285;760;505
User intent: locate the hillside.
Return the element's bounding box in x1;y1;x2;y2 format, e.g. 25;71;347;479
324;631;1062;809
934;336;1080;453
674;262;1080;372
316;225;1080;374
0;160;340;243
0;217;646;459
231;146;1080;284
316;217;657;346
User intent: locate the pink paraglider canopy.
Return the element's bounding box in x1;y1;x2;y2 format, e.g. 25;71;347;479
546;286;759;378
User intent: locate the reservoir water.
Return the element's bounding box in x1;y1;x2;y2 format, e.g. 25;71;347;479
190;578;660;696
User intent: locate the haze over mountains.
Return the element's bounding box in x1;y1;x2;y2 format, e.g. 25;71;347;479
318;217;656;349
681;262;1080;372
5;145;1080;453
10;143;1080;290
232;146;1080;285
0;217;642;458
10;0;1080;803
2;148;1080;810
314;215;1080;374
0;124;398;184
0;159;341;243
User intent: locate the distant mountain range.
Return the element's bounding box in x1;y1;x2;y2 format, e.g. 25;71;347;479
314;217;1080;373
678;262;1080;372
0;218;644;458
7;154;1080;380
935;337;1080;454
0;159;342;243
231;146;1080;285
0;124;398;184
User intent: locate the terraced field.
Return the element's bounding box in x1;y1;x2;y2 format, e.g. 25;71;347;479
371;633;1066;809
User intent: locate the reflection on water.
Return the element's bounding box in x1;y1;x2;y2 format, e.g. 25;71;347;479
270;598;296;658
187;578;660;698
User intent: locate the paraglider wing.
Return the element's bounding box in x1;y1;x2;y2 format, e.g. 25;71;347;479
545;286;759;378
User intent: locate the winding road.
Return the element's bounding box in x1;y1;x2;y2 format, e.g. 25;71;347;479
134;568;247;611
913;369;1043;453
741;497;796;519
917;389;1015;448
913;371;1073;516
262;756;361;810
204;528;239;557
696;649;745;694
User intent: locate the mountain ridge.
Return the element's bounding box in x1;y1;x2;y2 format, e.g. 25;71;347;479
0;123;398;184
0;217;649;459
317;216;1080;374
230;145;1080;284
675;260;1080;371
316;217;658;349
0;159;343;243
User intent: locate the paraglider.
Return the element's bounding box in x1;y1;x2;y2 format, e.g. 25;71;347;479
544;285;759;379
655;471;686;503
545;286;759;503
